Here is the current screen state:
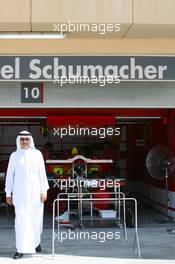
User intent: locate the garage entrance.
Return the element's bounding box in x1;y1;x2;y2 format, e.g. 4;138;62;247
0;108;175;227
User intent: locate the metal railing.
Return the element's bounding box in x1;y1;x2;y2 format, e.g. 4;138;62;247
52;194;141;258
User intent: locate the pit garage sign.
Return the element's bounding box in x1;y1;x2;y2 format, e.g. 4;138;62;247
0;56;174;81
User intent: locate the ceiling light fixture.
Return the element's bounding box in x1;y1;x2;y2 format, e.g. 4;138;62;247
0;32;66;39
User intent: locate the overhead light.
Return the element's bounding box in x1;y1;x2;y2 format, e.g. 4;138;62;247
0;32;67;39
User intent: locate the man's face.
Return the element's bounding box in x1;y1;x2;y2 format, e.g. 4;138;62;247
20;137;31;150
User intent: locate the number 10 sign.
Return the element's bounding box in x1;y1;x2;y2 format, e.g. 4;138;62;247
21;83;43;103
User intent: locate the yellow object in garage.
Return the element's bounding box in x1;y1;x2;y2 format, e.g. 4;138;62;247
72;147;78;156
53;166;64;176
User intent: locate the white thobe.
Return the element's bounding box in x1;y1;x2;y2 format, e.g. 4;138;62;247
5;147;49;253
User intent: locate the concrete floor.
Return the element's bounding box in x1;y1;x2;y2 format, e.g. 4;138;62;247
1;202;175;263
1;222;175;262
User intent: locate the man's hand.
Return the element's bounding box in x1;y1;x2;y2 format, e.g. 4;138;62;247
41;194;47;202
6;196;12;205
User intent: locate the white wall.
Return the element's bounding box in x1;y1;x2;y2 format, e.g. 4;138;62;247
0;81;175;108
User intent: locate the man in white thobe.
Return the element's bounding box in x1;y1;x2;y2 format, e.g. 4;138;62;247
5;131;49;259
